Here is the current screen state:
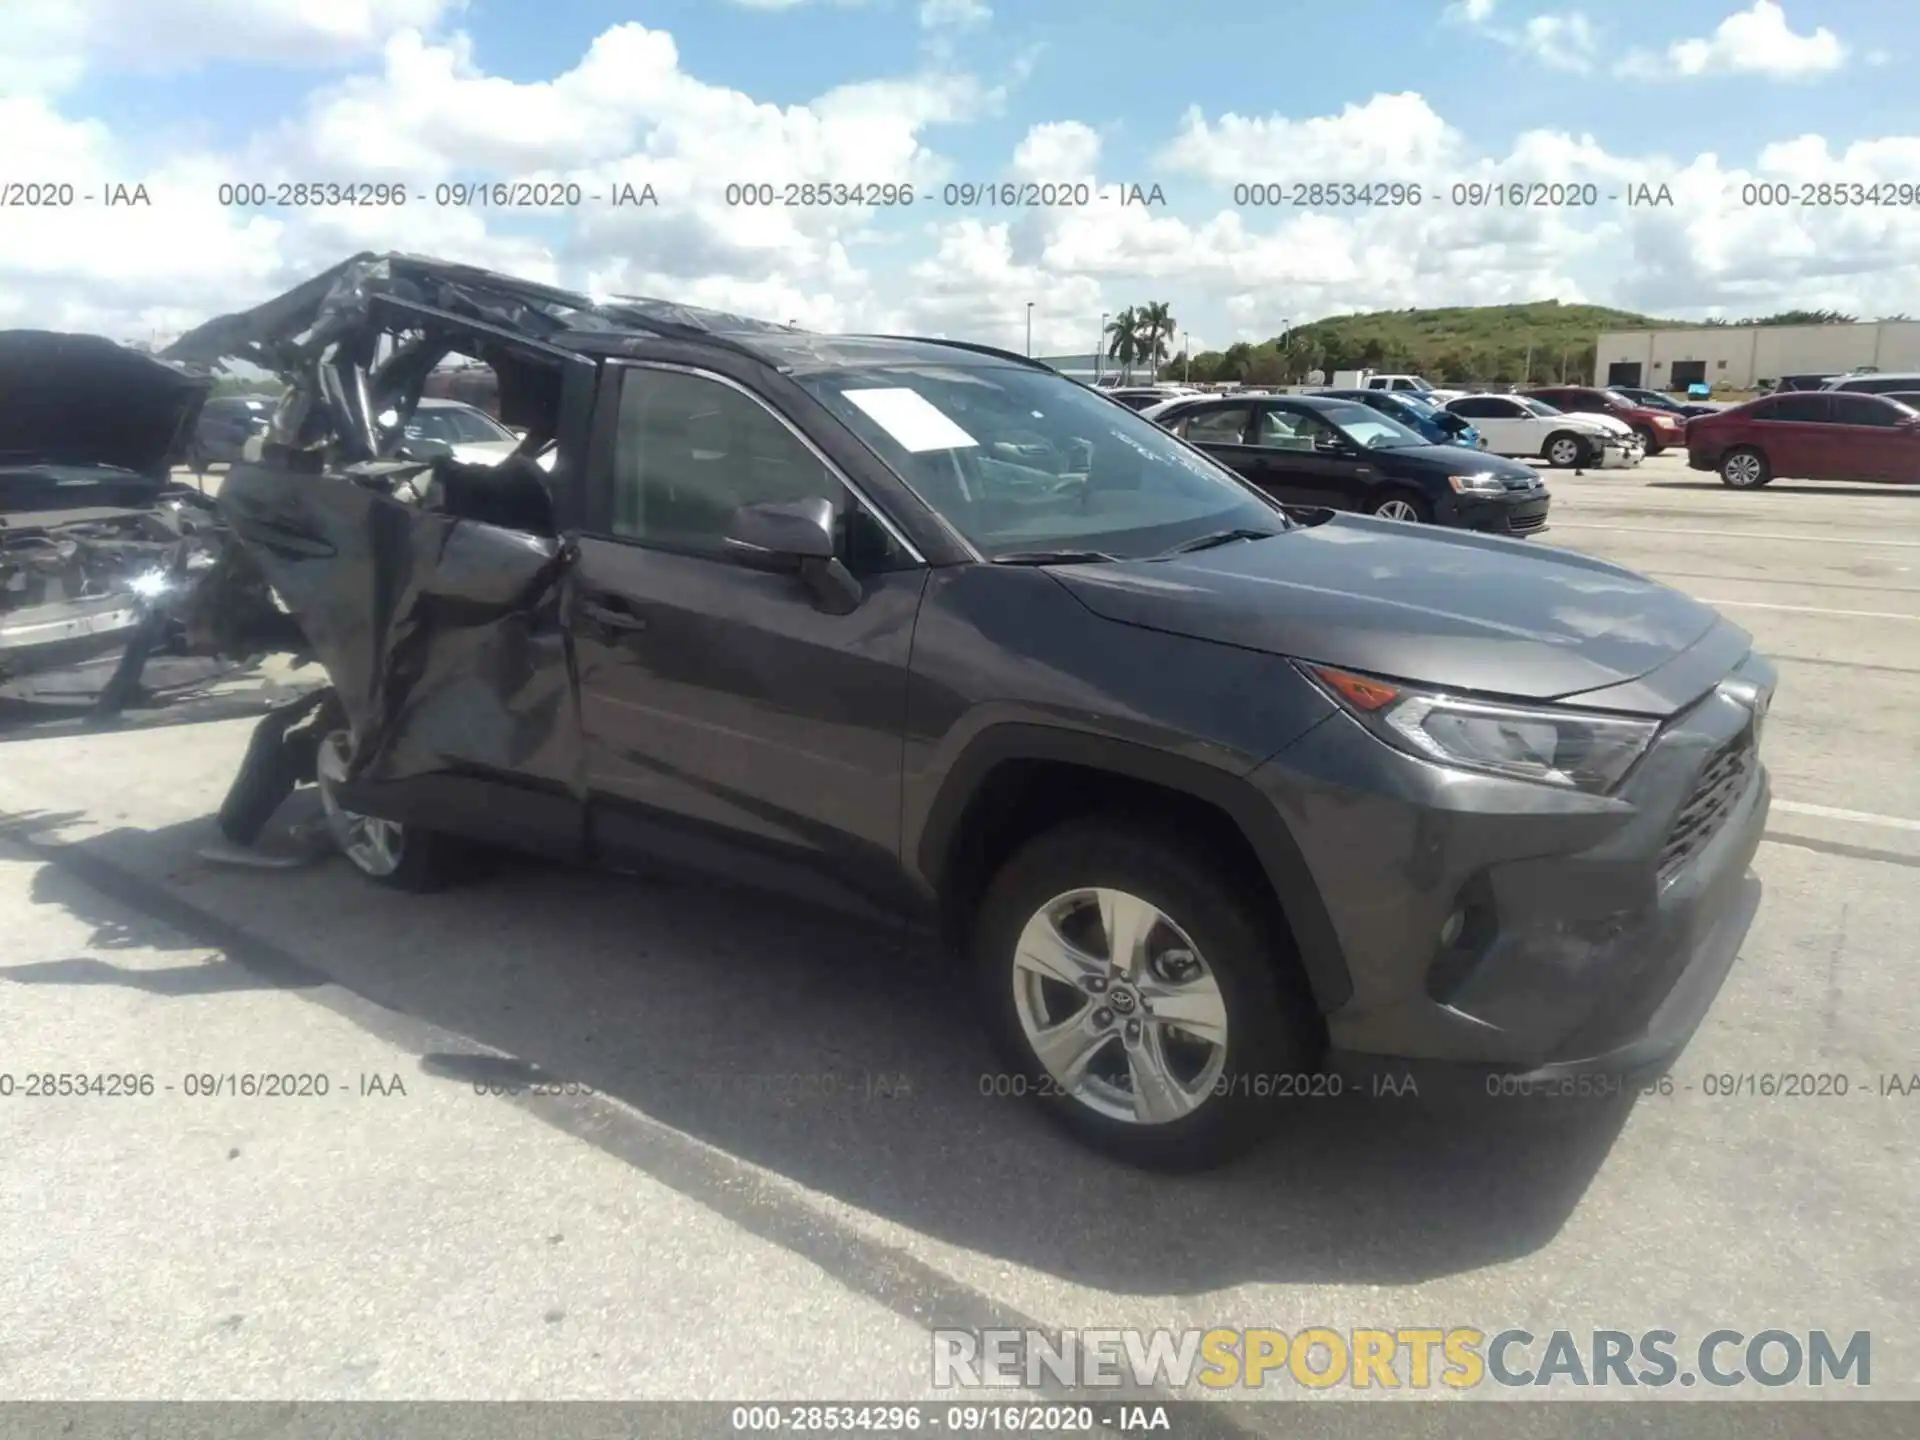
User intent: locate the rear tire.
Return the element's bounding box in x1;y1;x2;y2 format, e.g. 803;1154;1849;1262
1543;432;1588;468
970;817;1319;1172
1719;447;1772;489
314;729;461;891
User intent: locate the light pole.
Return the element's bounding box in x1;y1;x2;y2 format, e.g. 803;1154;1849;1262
1025;302;1034;358
1097;311;1107;382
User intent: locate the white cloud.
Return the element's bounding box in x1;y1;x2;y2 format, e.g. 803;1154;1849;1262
1157;93;1467;182
0;0;460;93
1617;1;1846;81
1445;1;1598;74
1520;13;1598;72
1011;122;1101;179
920;0;991;26
1444;0;1499;23
2;13;1917;358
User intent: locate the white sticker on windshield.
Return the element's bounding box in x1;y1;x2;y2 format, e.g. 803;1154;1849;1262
842;387;979;452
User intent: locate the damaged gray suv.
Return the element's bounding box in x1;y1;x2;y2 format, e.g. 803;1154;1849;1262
164;253;1773;1171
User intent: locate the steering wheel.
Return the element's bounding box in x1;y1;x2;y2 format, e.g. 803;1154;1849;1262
994;429;1067;474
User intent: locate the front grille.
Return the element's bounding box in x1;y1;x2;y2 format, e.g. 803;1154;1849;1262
1507;510;1549;534
1657;733;1755;887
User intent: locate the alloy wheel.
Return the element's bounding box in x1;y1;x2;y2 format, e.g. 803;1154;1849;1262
1010;887;1230;1125
1374;498;1422;522
1548;438;1581;466
315;729;405;877
1723;452;1764;488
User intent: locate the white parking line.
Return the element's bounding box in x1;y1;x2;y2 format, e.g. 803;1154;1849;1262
1700;598;1920;621
1774;800;1920;833
1552;523;1920;548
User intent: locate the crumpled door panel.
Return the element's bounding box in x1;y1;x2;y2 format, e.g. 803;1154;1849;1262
219;460;579;793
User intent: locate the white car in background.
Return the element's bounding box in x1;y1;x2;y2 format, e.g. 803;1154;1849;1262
1443;393;1643;469
392;397;557;471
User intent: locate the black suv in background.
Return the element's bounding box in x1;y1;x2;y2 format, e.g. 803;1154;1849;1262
1146;391;1550;534
166;254;1773;1171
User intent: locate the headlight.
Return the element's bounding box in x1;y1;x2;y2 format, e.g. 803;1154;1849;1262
1447;472;1507;495
128;569;173;599
1301;664;1659;793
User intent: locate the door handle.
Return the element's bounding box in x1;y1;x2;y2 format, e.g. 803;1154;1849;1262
582;598;646;631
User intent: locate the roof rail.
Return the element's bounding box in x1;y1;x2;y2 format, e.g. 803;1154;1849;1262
849;335;1054;371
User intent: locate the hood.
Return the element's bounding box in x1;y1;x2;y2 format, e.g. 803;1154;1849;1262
1564;412;1632;437
0;330;210;482
1370;442;1538;485
1047;514;1721;704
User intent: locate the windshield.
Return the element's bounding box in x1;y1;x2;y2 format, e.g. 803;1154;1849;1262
408;405;513;445
795;364;1288;560
1518;396;1562;417
1600;390;1639;408
1318;401;1428;449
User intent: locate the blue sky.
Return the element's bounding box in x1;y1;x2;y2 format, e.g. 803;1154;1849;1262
3;0;1915;351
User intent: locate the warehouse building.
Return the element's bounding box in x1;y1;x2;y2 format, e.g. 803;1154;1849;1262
1595;319;1920;392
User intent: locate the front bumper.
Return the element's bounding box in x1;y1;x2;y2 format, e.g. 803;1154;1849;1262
0;593;145;684
1446;490;1551;537
1595;437;1643;467
1252;650;1773;1084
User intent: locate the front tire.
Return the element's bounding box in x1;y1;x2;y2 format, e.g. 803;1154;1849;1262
1369;492;1431;523
971;818;1319;1172
1633;425;1664;456
314;729;459;891
1543;432;1588;468
1719;447;1772;489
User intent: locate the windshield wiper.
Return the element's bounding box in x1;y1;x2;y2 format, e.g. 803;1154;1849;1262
1149;527;1282;559
991;548;1120;565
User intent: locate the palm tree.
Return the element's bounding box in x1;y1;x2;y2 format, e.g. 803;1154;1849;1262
1104;308;1140;383
1137;301;1176;381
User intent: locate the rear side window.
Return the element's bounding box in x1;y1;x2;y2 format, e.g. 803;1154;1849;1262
1756;394;1830;422
1447;397;1506;419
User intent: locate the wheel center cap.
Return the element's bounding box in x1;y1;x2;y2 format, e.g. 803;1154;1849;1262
1108;987;1137;1015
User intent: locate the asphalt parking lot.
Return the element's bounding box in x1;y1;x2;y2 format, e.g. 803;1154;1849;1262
2;450;1916;1418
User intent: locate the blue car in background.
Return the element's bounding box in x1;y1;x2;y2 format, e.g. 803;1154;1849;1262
1317;388;1484;449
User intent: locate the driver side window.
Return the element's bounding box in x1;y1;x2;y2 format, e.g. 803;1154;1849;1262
1257;408;1337;450
1180;406;1252;444
609;367;910;571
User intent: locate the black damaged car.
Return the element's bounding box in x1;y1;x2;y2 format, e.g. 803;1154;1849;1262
0;330;229;711
165;253;1771;1171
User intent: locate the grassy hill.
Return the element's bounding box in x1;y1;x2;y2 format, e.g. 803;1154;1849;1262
1184;300;1686;387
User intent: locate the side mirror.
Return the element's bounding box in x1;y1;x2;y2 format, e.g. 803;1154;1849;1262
726;497;861;615
727;497;837;560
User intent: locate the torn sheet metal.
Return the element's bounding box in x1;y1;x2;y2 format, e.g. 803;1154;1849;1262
155;251;812;811
214;461;577;790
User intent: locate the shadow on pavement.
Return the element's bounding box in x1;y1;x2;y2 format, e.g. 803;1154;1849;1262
0;798;1635;1295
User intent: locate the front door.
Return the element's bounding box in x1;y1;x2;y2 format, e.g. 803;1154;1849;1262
569;361;930;920
1249;404;1369;509
1827;394;1914;482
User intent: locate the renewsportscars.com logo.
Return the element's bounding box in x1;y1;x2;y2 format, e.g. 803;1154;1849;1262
932;1327;1872;1391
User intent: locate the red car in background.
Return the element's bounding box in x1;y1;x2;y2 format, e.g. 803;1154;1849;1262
1685;391;1920;489
1521;386;1689;455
